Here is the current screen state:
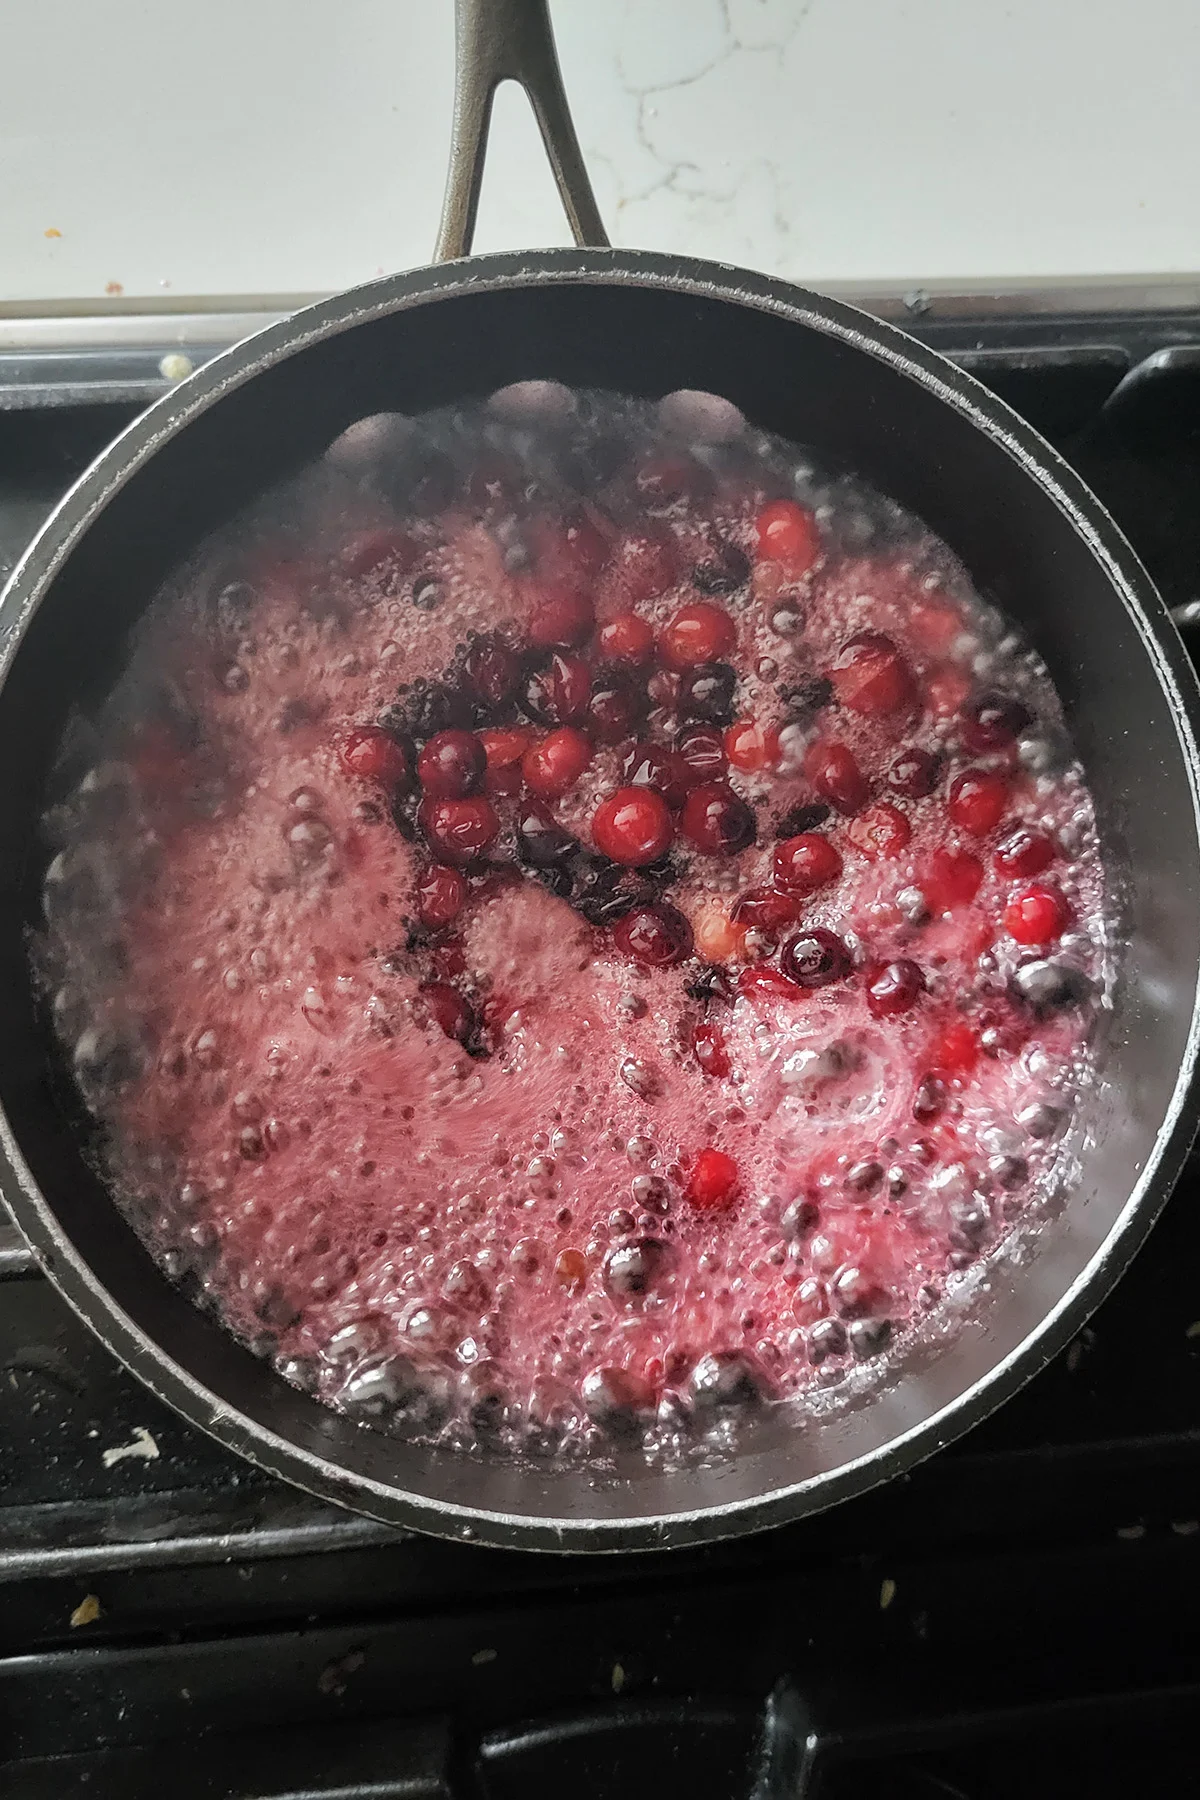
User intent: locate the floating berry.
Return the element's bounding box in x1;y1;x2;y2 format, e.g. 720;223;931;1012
864;958;925;1018
592;787;674;866
464;633;523;710
924;845;984;911
685;1147;740;1211
479;726;534;769
754;498;820;573
926;664;972;719
737;965;806;1002
774;832;842;895
680;782;755;855
523;652;592;725
994;825;1056;879
677;661;738;725
417;729;485;798
416;982;475;1044
947;768;1009;836
528;508;610;587
419;795;499;865
963;690;1032;753
610;527;680;605
613;903;694;967
1004;882;1070;946
586;670;646;743
660;602;737;670
622;741;689;809
676;724;729;786
416;864;468;928
887;746;940;798
804;740;870;814
340;726;408;787
692;540;750;595
692;1020;731;1079
846;802;911;861
528;585;595;650
780;927;852;988
829;631;914;716
725;718;780;771
598;610;656;664
732;887;801;932
909;599;962;653
694;902;749;964
523;727;593;799
516;799;575;866
934;1018;979;1073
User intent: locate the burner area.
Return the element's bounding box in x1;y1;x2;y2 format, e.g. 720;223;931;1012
3;308;1200;1796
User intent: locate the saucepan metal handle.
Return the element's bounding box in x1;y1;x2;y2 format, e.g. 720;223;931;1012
434;0;610;262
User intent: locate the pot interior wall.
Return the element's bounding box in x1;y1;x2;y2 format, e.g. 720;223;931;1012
0;270;1196;1543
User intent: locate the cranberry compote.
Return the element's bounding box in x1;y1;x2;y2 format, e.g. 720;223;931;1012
40;382;1111;1468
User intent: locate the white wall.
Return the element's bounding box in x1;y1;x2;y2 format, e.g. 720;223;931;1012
1;0;1197;314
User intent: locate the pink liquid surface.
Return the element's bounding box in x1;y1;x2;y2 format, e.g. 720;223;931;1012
40;385;1110;1458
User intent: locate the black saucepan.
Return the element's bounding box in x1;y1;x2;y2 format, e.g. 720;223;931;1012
1;0;1198;1553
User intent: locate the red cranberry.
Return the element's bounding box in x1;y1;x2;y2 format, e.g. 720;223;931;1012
910;600;962;653
846;802;912;861
592;787;674;866
598;610;656;663
805;740;870;814
864;958;925;1018
725;718;780;771
660;602;737;670
692;539;750;596
680;782;755;855
416;863;468;928
587;669;647;743
464;634;522;710
635;454;710;506
622;741;689;809
419;795;498;866
888;746;940;798
912;1073;947;1121
416;982;475;1044
611;527;680;604
731;887;800;931
516;799;575;866
523;652;592;725
1003;882;1069;946
829;631;914;716
417;729;485;798
737;965;806;1002
523;727;593;799
995;825;1056;879
613;903;694;967
692;1020;730;1078
529;507;610;586
774;832;842;895
924;845;984;911
480;725;534;769
528;585;595;650
947;768;1009;836
685;1147;740;1212
340;726;408;787
676;724;729;786
926;664;972;719
755;498;820;573
677;661;738;726
935;1018;979;1073
962;690;1032;752
780;927;852;988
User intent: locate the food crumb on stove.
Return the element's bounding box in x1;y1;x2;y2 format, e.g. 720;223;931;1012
1186;1321;1200;1340
611;1662;626;1694
1115;1524;1146;1540
70;1593;102;1628
879;1577;896;1610
101;1425;160;1468
1170;1520;1199;1537
472;1647;498;1665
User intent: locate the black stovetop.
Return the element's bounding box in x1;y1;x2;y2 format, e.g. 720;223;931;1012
2;311;1200;1799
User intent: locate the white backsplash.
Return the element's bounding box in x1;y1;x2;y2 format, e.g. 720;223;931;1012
2;0;1197;320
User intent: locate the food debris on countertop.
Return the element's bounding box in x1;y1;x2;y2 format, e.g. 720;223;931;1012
70;1594;102;1628
101;1425;159;1468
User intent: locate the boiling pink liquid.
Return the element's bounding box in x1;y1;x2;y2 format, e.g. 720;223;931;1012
41;386;1109;1456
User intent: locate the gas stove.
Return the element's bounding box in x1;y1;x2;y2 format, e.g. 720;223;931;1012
3;307;1200;1798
